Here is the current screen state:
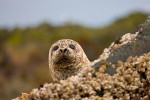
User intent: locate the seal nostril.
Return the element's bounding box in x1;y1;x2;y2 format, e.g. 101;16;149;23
60;49;63;53
60;48;68;53
64;48;67;53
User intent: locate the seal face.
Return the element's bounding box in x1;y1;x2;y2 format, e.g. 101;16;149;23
49;39;90;81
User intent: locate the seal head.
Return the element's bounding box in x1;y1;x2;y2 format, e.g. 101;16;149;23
49;39;90;81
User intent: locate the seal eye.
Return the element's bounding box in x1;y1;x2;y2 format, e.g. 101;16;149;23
52;45;59;51
69;44;75;50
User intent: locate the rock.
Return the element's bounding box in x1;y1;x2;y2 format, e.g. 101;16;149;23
95;16;150;75
14;16;150;100
14;52;150;100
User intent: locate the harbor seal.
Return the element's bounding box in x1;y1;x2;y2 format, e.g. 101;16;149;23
49;39;90;81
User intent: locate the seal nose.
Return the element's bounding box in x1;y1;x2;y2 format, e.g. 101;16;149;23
60;48;68;54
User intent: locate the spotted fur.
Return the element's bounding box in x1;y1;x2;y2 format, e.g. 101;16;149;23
49;39;90;81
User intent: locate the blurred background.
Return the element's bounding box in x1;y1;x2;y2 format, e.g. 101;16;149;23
0;0;149;99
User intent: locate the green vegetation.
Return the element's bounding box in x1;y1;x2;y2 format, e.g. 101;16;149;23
0;12;148;99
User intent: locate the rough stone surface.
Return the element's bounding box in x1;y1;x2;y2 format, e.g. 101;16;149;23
97;16;150;75
14;52;150;100
14;17;150;100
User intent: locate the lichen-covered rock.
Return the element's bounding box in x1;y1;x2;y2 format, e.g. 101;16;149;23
14;17;150;100
14;52;150;100
97;16;150;75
